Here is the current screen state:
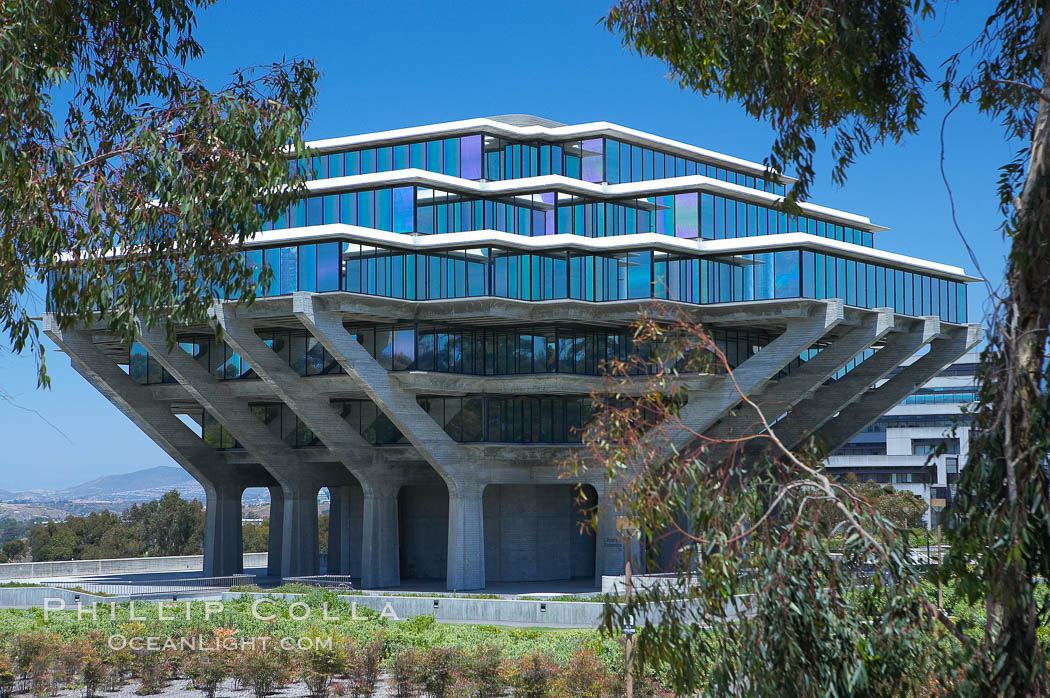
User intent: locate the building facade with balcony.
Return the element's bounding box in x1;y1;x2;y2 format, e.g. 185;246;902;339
45;115;981;589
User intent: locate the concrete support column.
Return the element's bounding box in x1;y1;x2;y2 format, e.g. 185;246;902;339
591;485;643;587
361;482;401;589
446;482;486;591
267;486;284;578
280;483;321;578
203;481;244;577
327;485;353;576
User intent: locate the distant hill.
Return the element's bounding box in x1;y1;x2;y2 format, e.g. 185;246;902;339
0;466;205;506
61;466;199;499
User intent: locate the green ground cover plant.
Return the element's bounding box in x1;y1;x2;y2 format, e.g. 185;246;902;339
0;592;669;696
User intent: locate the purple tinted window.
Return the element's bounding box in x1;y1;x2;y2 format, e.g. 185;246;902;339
461;136;482;179
581;139;603;183
674;193;698;238
539;193;556;235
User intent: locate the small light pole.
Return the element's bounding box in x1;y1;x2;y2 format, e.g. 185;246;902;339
930;497;947;608
617;516;638;698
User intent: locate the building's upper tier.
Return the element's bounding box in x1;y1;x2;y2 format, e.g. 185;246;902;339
298;116;795;193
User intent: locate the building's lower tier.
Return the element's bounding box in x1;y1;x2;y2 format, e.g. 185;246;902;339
43;296;980;589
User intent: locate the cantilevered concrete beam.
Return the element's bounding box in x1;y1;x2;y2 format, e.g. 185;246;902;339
816;323;982;453
705;307;895;442
650;299;845;454
43;317;271;577
136;322;348;578
774;316;943;451
242;293;850;332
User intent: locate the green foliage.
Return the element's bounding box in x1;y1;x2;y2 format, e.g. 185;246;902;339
414;646;462;698
26;490;203;561
601;1;1050;694
821;474;929;533
133;644;168;695
1;540;26;563
604;0;934;203
301;639;345;697
454;644;504;698
232;640;290;698
242;520;269;554
319;513;330;554
385;649;419;698
554;648;608;698
0;596;649;695
184;651;230;698
0;656;14;698
0;0;317;386
0;521;29;547
80;651;108;698
343;639;383;698
506;652;554;698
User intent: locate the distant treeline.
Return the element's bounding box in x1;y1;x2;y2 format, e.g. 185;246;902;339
25;490;205;561
16;490;331;562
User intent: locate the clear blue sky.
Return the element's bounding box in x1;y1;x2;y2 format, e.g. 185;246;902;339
0;0;1013;490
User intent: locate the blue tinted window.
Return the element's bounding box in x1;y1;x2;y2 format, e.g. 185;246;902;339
298;244;316;292
427;140;442;173
377;146;392;172
393;187;414;233
605;139;620;184
361;149;377;174
774;251;800;298
443;138;459;176
280;247;298;294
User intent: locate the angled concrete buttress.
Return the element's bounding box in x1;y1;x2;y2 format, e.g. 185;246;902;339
705;307;896;442
815;323;982;453
212;301;404;587
42;316;273;576
292;292;488;590
135;322;347;578
774;315;944;450
646;299;845;456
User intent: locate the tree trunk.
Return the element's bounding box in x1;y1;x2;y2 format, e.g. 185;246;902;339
982;11;1050;695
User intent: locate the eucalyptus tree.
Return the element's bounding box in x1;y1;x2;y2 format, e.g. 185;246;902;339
592;2;1050;695
1;0;318;386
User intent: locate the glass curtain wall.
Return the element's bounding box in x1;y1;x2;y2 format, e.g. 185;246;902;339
292;133;785;194
262;185;873;247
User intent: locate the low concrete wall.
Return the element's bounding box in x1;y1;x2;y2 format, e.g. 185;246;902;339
0;553;268;581
602;573;691;595
223;591;610;629
0;586;132;608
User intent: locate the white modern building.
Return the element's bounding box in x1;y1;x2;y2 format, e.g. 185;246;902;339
826;352;978;522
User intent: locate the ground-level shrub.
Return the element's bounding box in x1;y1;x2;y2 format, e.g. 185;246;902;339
507;653;555;698
184;652;230;698
301;641;346;697
233;641;291;698
81;652;108;698
555;648;609;698
0;657;16;698
344;639;383;698
134;647;169;695
450;644;504;698
386;649;420;698
414;646;463;698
